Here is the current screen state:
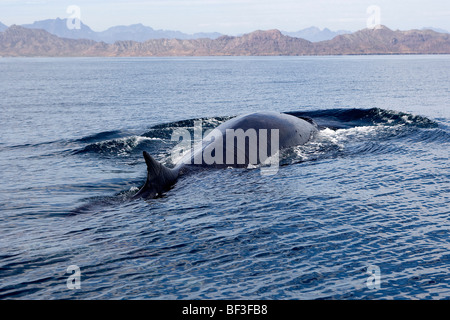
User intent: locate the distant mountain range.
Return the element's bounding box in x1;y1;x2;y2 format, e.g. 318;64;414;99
1;18;449;44
282;27;351;42
0;21;8;32
2;18;353;43
423;27;450;34
20;18;223;42
1;24;449;57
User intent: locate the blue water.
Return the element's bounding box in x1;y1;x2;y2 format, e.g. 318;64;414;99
0;56;449;299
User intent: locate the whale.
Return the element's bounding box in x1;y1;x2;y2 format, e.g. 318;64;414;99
133;111;318;199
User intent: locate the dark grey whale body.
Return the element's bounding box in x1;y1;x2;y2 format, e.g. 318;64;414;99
133;111;317;199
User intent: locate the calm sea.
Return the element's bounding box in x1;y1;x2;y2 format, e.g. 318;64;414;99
0;56;449;299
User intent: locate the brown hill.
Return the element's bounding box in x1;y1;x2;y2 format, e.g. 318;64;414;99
313;25;450;55
0;25;449;57
0;25;109;57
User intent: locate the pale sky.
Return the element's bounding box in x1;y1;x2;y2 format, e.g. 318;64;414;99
1;0;449;34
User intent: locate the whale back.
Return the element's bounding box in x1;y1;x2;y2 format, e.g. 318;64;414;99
178;111;317;168
135;112;317;199
218;111;317;148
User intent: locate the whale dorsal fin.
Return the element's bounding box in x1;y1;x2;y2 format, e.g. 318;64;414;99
133;151;179;199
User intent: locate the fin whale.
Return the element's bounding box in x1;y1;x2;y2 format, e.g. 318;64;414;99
133;111;317;199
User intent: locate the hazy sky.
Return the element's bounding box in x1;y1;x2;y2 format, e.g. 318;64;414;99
1;0;449;34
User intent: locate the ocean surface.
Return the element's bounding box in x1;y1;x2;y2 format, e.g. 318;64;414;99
0;56;449;300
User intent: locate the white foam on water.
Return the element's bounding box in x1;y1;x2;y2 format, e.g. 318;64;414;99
92;135;161;156
290;125;398;162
